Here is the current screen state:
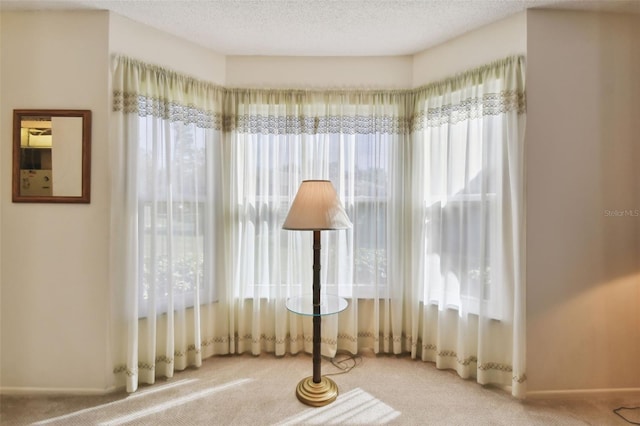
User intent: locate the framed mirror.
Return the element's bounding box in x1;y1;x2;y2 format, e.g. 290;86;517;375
12;109;91;203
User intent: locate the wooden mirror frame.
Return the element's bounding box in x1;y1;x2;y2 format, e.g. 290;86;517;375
12;109;91;203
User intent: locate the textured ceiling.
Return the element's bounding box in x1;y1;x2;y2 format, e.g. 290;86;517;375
2;0;639;56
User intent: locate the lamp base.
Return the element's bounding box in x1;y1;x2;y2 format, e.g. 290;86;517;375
295;376;338;407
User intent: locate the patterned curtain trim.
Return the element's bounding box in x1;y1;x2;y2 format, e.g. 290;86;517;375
113;357;527;383
113;332;527;384
113;365;137;376
112;54;525;135
233;113;410;135
112;91;410;134
411;90;525;130
113;90;522;134
352;331;526;382
513;373;528;384
112;331;331;376
113;91;226;129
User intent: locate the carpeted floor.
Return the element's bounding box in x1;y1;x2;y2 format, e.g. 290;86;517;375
1;351;638;425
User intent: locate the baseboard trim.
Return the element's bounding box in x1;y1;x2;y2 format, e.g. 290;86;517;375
527;388;640;400
0;386;117;396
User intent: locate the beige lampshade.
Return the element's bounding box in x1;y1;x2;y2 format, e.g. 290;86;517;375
282;180;352;230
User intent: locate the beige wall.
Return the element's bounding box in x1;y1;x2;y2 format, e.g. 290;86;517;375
0;11;111;393
525;10;640;395
226;55;413;89
108;13;226;84
412;12;526;86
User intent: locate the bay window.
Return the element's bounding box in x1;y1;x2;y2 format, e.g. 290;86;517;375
112;55;526;396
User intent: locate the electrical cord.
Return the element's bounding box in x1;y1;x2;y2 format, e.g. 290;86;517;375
613;407;640;425
322;351;362;377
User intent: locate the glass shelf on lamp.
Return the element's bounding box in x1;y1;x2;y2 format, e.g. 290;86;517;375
286;295;348;317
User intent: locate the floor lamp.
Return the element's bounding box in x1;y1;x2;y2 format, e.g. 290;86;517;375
283;180;352;407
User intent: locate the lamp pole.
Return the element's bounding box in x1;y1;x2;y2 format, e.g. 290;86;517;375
312;230;321;383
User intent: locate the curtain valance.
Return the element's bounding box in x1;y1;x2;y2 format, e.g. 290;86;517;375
112;55;525;133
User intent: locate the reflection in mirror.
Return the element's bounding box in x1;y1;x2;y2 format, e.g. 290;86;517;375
13;110;91;203
20;117;53;196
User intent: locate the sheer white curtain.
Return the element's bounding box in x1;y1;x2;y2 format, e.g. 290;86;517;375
223;90;407;359
409;57;527;396
111;57;227;392
111;55;526;397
